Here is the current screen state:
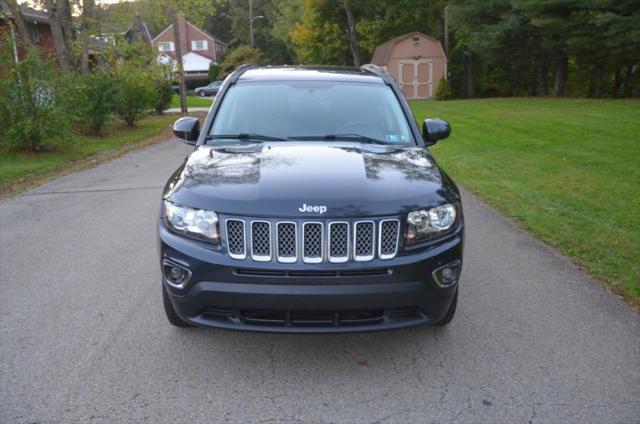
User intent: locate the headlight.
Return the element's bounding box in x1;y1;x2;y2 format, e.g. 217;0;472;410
164;200;219;243
405;203;458;245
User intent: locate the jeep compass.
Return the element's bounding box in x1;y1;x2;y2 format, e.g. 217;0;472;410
159;64;463;332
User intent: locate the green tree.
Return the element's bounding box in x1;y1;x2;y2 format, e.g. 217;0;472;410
218;45;264;78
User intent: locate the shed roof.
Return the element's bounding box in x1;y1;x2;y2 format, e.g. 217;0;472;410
371;32;445;65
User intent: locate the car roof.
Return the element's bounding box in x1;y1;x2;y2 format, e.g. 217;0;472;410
238;66;385;84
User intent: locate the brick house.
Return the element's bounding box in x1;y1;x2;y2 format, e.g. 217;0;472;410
0;1;56;59
152;14;226;80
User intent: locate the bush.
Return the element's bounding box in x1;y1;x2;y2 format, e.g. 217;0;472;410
113;63;157;126
0;36;72;152
154;77;173;114
71;70;118;135
208;62;220;81
218;45;263;79
435;77;453;100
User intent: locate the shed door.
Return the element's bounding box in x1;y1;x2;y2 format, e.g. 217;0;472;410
398;60;433;99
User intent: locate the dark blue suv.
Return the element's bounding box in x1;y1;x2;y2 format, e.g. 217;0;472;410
159;64;463;332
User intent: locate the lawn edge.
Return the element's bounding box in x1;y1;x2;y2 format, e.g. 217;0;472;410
461;185;639;312
0;125;173;200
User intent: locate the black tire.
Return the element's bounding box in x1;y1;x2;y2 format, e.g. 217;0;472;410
162;283;193;327
199;91;206;97
434;289;457;326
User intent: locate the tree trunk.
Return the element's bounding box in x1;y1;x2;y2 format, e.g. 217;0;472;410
466;53;475;98
612;66;622;98
536;60;547;96
80;0;95;74
45;0;72;69
171;10;188;115
592;65;604;98
343;2;360;67
6;0;34;45
553;51;568;97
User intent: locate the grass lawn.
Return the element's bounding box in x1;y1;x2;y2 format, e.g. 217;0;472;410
0;114;176;197
411;98;640;305
170;94;212;108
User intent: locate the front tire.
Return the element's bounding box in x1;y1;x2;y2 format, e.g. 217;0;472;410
434;289;457;326
162;283;193;327
199;91;206;97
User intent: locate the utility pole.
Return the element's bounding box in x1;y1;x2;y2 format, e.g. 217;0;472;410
172;11;187;115
249;0;264;49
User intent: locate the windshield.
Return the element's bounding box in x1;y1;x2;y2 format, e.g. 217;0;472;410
209;81;414;145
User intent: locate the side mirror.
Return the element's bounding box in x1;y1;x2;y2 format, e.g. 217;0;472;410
172;117;200;145
422;118;451;145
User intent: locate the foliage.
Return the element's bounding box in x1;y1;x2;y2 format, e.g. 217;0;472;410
0;36;72;152
70;70;119;135
412;97;640;303
218;45;264;78
208;62;221;81
435;77;452;100
154;76;174;114
113;62;157;126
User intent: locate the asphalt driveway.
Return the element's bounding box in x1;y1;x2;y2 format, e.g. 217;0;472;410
1;139;638;423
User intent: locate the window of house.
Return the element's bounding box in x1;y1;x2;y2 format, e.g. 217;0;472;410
158;42;174;52
191;40;208;51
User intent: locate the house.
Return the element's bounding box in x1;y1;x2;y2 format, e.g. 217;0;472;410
123;15;151;45
371;32;447;99
0;0;56;59
152;14;226;80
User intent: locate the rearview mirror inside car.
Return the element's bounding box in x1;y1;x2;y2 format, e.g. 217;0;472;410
422;119;451;145
172;117;200;145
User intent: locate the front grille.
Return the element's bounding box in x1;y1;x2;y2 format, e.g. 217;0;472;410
225;217;400;263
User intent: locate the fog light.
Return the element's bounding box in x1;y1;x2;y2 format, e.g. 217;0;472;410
162;260;192;289
169;267;183;280
433;260;462;288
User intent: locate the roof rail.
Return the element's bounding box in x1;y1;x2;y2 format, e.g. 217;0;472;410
360;64;394;85
227;63;259;84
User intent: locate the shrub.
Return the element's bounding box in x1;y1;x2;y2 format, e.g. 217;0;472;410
72;70;118;135
218;45;263;79
0;36;72;152
154;77;174;114
208;62;220;81
113;63;157;126
435;77;453;100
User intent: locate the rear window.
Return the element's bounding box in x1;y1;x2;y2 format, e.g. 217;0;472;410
209;81;414;145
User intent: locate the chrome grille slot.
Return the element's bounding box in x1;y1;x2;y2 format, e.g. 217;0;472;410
225;216;400;263
354;221;375;261
276;222;297;263
303;222;323;263
328;222;349;263
378;219;400;259
226;219;246;259
250;221;272;261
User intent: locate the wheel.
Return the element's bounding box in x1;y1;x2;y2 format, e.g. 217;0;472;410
199;91;207;97
162;283;193;327
434;289;457;326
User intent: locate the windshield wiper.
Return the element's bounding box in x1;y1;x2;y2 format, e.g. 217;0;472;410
206;133;286;142
288;133;390;145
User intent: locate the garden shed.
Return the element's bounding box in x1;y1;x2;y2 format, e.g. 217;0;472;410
371;32;447;99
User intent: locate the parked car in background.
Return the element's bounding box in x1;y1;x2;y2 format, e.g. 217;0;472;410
194;81;223;97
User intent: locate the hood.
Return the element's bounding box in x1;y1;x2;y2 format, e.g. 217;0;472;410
164;143;457;218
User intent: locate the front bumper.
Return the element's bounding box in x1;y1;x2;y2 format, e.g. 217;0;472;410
159;221;463;333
